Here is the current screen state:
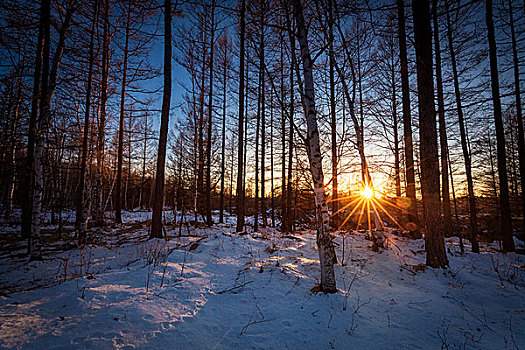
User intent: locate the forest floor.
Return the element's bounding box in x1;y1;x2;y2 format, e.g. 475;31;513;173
0;210;524;349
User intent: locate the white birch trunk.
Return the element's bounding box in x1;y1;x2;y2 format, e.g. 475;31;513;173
293;0;336;293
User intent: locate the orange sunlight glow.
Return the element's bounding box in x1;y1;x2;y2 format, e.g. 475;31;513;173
329;175;411;251
361;186;374;199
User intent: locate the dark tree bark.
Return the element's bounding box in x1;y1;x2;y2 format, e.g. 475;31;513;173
205;0;216;226
139;114;149;210
260;3;267;229
254;60;261;232
30;0;74;258
150;0;173;239
328;0;339;219
286;11;295;233
445;0;479;253
486;0;515;252
219;35;228;224
431;0;452;235
412;0;448;268
197;27;207;219
93;0;111;227
115;11;130;225
76;0;100;244
21;0;47;239
391;40;401;198
293;0;336;293
508;0;525;236
27;0;50;257
5;69;22;219
270;94;275;227
235;0;246;233
397;0;418;232
280;26;287;232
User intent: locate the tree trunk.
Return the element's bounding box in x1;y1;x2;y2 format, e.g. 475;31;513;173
5;72;22;219
397;0;418;231
432;0;452;235
219;35;228;224
260;5;267;229
76;0;99;244
328;0;339;221
93;0;110;227
412;0;448;268
254;59;261;232
139;114;148;210
125;107;133;210
286;12;295;233
30;0;50;259
235;0;246;233
486;0;515;252
150;0;172;239
280;27;287;232
508;0;525;236
197;28;207;220
391;41;401;198
22;0;47;239
448;149;464;253
293;0;336;293
270;95;275;227
445;0;479;252
205;0;215;226
116;11;130;224
30;0;73;258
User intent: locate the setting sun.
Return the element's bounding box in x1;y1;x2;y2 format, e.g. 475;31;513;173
362;186;374;199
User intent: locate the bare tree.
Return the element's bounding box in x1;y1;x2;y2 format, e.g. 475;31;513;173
115;9;131;224
445;0;479;253
431;0;452;235
397;0;418;232
219;33;230;224
93;0;111;227
507;0;525;235
76;0;100;243
485;0;514;252
412;0;448;268
204;0;216;226
235;0;246;233
292;0;336;293
150;0;173;239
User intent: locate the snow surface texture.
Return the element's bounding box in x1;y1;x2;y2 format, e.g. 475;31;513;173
0;211;524;349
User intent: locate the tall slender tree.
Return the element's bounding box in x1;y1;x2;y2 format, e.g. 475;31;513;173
328;0;339;220
235;0;246;233
293;0;336;292
93;0;111;227
260;1;267;229
205;0;216;226
76;0;100;243
21;0;48;240
412;0;448;268
486;0;515;252
28;0;51;259
431;0;452;234
150;0;173;239
219;33;229;224
115;10;131;224
508;0;525;235
30;0;74;258
445;0;479;253
397;0;418;232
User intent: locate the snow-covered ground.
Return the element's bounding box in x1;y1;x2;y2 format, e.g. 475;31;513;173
0;212;524;349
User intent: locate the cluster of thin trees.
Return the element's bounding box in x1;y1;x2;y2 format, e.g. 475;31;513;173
0;0;524;291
